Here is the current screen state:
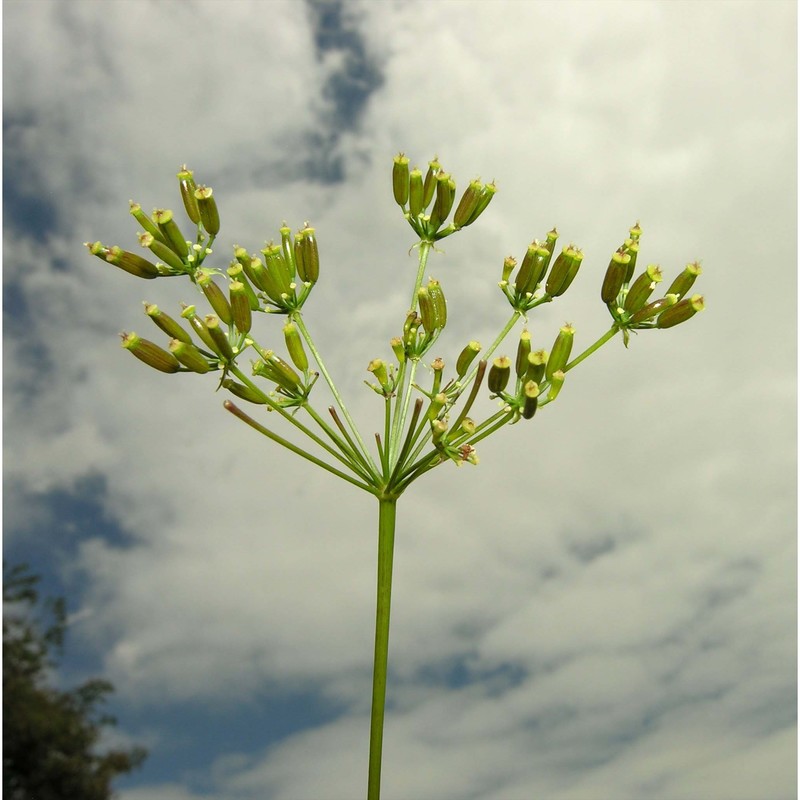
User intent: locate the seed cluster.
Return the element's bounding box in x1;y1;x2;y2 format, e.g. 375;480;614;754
86;155;705;496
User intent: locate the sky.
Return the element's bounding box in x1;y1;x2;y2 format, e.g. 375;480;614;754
2;1;796;799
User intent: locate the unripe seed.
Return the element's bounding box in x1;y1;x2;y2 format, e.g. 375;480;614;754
280;224;296;278
547;370;565;402
297;225;319;284
546;246;583;297
222;378;266;404
197;271;233;325
515;329;532;377
169;338;212;373
456;341;481;377
292;232;307;284
120;332;180;373
368;358;392;393
427;278;447;329
144;303;192;343
466;181;496;226
515;244;550;296
522;380;539;420
526;349;548;384
227;263;260;310
453;179;483;229
409;168;424;217
129;202;169;245
269;354;302;392
417;287;437;333
180;304;218;352
623;264;662;314
402;310;420;348
629;294;678;324
422;157;441;209
194;186;220;235
623;264;663;314
546;324;575;380
152;208;189;257
429;172;455;232
655;294;705;328
601;250;631;305
203;314;234;360
390;336;406;364
229;280;252;334
247;256;281;301
264;242;293;295
283;322;309;372
488;356;512;394
139;232;186;272
254;353;301;393
501;256;516;284
623;240;639;281
105;246;160;279
234;245;251;269
177;166;201;224
392;153;410;207
666;262;702;299
255;254;289;305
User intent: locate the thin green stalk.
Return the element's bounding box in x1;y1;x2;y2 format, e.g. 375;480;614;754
328;406;374;477
387;241;432;464
292;313;379;476
223;401;375;494
388;398;424;487
368;496;398;800
303;403;376;483
462;408;514;447
382;397;392;478
394;450;442;493
375;433;388;477
564;325;619;373
449;359;487;434
389;357;420;465
398;399;436;468
537;326;620;409
462;310;521;387
409;240;432;313
228;365;364;478
386;358;409;464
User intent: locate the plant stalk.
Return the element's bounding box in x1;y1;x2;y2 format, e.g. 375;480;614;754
367;496;398;800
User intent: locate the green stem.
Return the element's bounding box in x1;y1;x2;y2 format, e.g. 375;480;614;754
292;314;379;476
228;365;362;478
387;241;432;465
368;496;398;800
382;397;392;479
462;408;514;447
223;401;375;494
409;240;432;313
388;398;423;488
462;310;521;387
389;356;421;466
303;403;376;483
537;326;620;409
564;325;619;373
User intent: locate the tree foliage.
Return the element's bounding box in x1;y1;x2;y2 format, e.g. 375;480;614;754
3;562;146;799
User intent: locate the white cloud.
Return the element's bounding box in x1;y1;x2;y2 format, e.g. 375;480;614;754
4;0;795;798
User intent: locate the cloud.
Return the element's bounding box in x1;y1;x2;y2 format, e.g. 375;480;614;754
4;0;795;798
